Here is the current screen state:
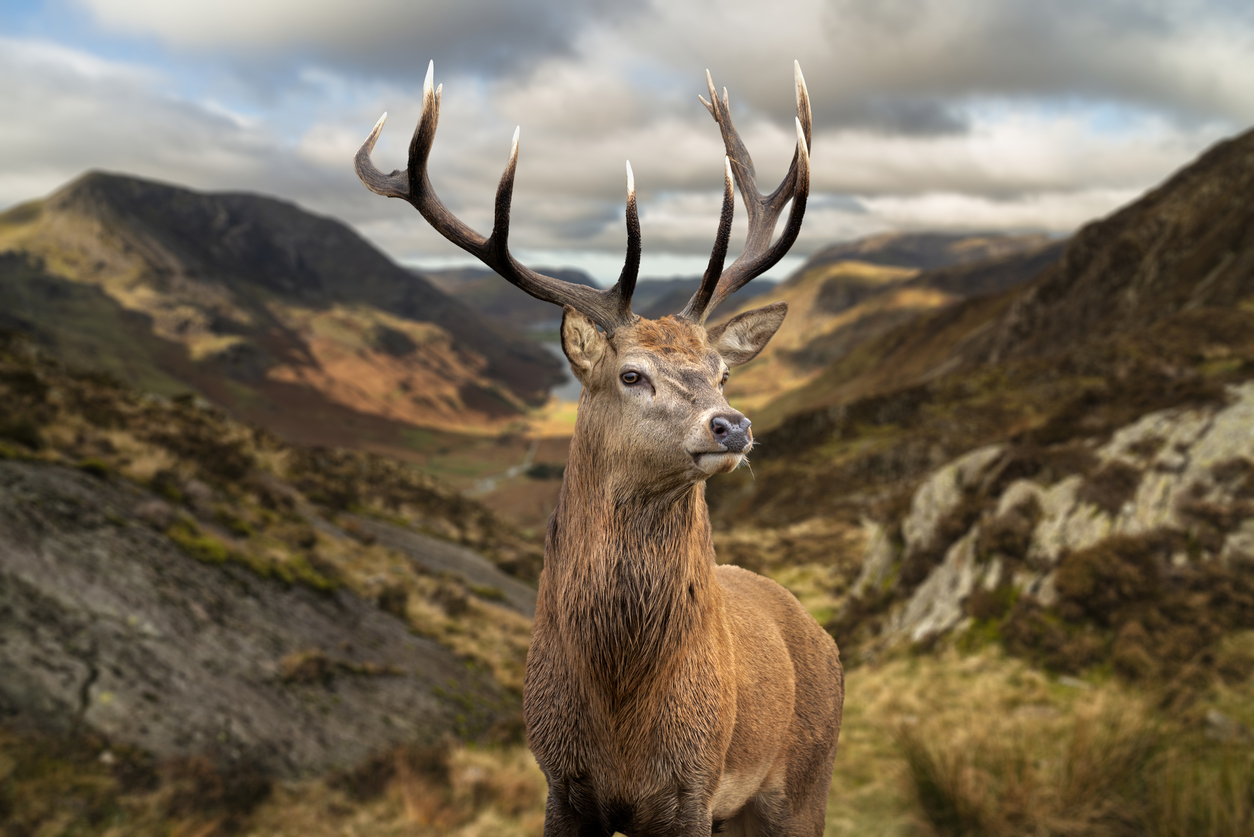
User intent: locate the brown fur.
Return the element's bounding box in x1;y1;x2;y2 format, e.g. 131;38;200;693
524;308;843;837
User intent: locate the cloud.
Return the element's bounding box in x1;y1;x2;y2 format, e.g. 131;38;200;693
614;0;1254;130
6;1;1253;284
74;0;647;79
0;36;367;217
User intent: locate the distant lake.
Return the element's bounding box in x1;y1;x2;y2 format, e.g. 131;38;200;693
541;341;583;402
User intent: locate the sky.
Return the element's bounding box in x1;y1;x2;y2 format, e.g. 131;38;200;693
2;0;1252;285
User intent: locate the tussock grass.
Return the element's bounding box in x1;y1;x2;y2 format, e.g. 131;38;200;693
827;647;1254;837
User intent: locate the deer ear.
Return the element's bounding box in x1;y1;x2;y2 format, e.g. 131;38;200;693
707;301;787;367
561;306;608;384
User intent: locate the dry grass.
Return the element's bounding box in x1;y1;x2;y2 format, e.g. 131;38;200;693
6;646;1253;836
241;743;547;837
826;645;1254;837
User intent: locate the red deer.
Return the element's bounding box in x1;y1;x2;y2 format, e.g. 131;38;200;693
356;61;843;837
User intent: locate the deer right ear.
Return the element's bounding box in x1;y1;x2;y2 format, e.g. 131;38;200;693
708;301;788;367
561;306;608;384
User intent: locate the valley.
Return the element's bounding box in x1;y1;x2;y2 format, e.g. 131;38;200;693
2;125;1254;835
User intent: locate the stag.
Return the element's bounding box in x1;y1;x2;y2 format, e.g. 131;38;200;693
356;61;843;837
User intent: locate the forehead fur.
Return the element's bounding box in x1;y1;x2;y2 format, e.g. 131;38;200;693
619;316;710;362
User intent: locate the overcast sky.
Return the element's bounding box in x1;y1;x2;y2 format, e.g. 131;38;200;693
3;0;1252;284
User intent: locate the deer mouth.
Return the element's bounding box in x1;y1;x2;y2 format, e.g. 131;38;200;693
689;449;745;474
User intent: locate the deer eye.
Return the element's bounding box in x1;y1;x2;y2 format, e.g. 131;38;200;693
621;371;641;385
720;371;729;387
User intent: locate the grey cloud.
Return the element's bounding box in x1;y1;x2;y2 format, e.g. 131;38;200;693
822;96;969;135
79;0;650;85
622;0;1254;136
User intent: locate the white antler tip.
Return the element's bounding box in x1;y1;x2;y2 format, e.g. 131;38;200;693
424;61;434;93
625;160;635;191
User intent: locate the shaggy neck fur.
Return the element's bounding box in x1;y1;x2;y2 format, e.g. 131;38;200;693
542;428;721;703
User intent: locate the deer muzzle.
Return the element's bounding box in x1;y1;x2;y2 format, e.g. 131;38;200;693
710;412;752;453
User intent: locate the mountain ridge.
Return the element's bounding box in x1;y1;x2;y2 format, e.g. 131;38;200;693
0;171;563;447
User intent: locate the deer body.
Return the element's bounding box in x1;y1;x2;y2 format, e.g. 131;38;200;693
524;312;843;836
355;60;842;837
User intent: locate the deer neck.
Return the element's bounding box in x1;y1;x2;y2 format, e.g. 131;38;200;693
542;433;722;694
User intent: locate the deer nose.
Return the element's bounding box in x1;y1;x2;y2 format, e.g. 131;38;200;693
710;413;752;453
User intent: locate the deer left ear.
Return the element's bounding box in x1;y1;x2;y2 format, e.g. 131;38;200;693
561;305;608;384
707;301;787;367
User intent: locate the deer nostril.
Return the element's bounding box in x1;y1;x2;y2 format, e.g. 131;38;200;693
711;416;732;439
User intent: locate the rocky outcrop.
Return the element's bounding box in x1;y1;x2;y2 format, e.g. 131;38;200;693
857;382;1254;646
0;460;506;778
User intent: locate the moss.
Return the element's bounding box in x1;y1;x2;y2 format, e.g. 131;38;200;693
281;553;341;593
215;507;255;537
77;457;112;479
470;584;507;602
164;520;338;593
165;519;229;565
149;469;184;503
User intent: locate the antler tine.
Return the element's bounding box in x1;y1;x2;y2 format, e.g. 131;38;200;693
355;61;639;333
607;161;642;324
679;156;736;321
682;62;813;324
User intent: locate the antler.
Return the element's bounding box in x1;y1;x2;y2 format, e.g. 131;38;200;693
355;61;641;333
679;62;811;324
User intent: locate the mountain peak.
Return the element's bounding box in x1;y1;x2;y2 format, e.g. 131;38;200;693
0;171;563;447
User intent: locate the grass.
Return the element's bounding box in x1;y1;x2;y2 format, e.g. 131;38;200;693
4;645;1252;836
827;646;1254;837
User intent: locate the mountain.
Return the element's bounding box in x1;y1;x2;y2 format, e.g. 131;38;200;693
719;233;1061;418
706;126;1254;683
803;231;1054;272
0;172;563;447
421;265;601;333
423;267;777;331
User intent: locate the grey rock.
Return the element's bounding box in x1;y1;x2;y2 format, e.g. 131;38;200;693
345;514;537;618
900;445;1003;557
0;460;505;777
868;382;1254;646
891;529;981;642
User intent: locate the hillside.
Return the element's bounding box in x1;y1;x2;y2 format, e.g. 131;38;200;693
804;231;1054;272
0;330;540;785
721;233;1061;418
424;266;777;332
0;172;562;447
421;265;600;333
707;127;1254;679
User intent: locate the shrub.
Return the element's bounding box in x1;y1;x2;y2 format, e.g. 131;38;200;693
0;417;44;450
76;458;111;479
1077;460;1144;515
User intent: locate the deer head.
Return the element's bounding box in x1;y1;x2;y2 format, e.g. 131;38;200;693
558;303;786;499
356;62;810;497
